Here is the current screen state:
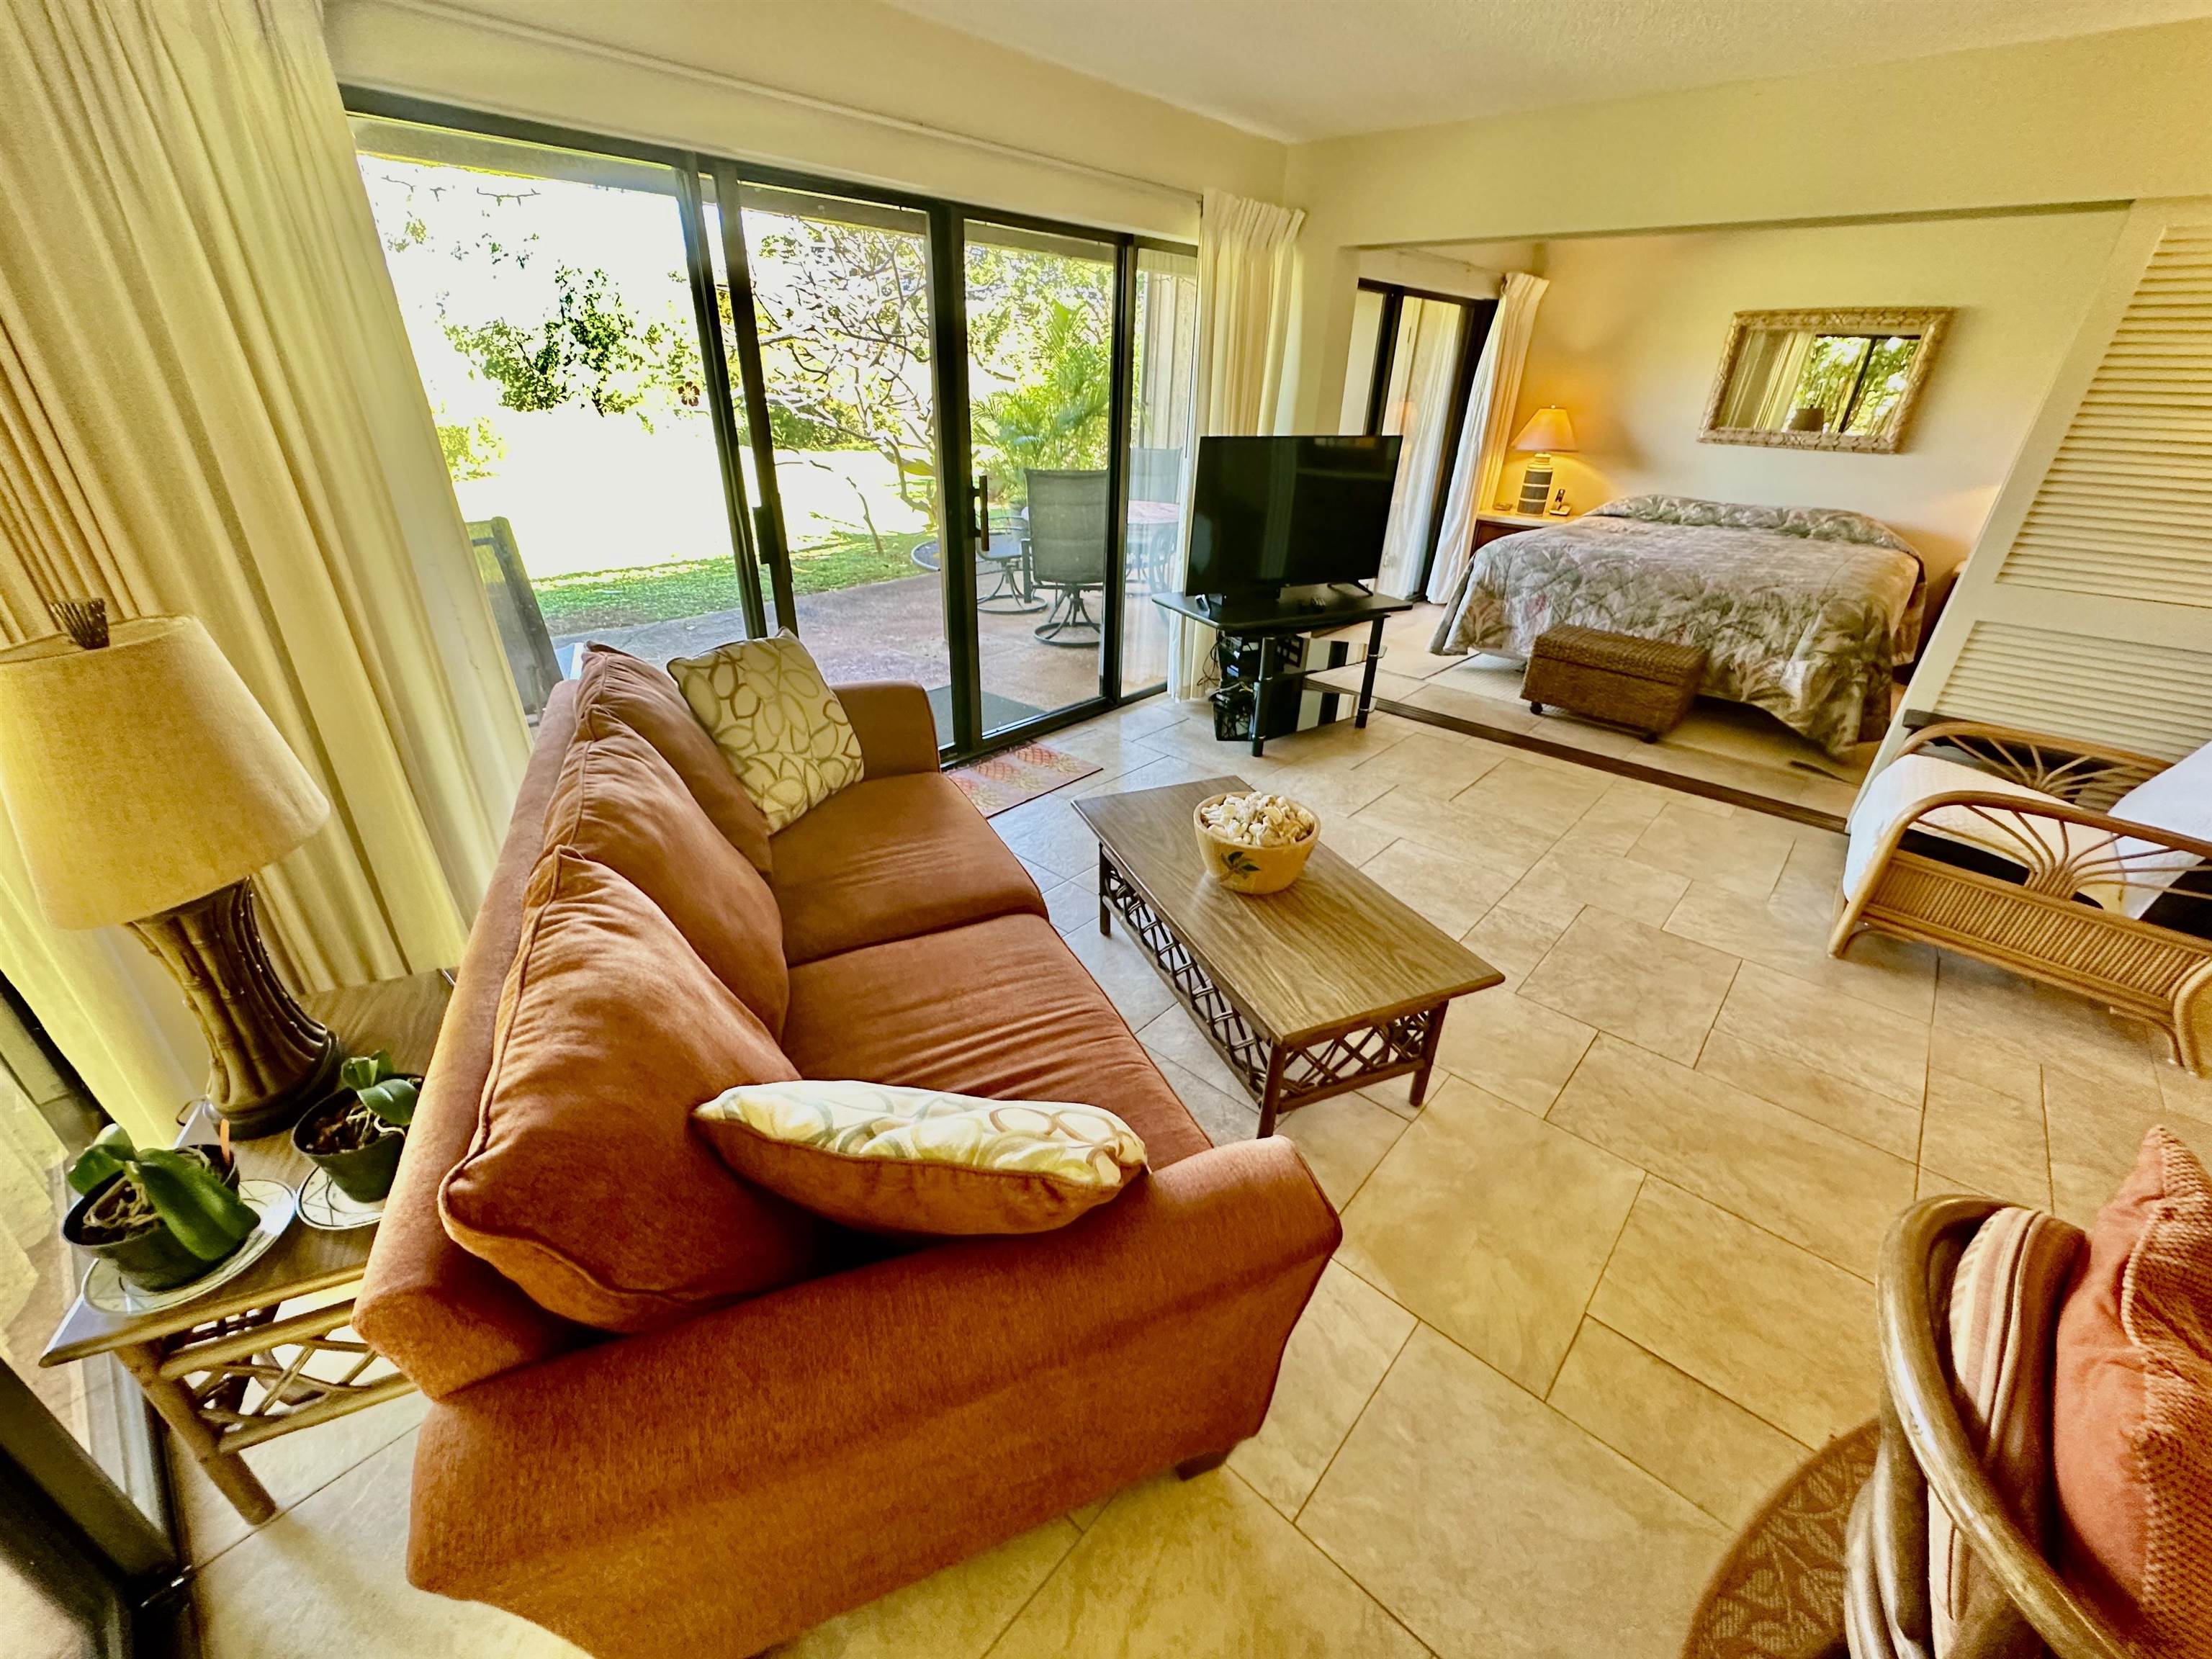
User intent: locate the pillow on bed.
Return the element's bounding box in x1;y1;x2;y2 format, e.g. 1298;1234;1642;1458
1589;493;1915;553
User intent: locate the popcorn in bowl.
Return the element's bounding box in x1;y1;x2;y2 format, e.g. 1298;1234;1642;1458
1197;791;1316;848
1192;791;1320;894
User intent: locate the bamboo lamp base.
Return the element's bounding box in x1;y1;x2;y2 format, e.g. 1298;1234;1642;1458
128;879;340;1138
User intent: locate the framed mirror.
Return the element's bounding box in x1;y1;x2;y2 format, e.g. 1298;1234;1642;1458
1700;307;1951;452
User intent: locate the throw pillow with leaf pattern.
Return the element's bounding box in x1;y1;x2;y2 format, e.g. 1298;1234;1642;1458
667;631;864;833
693;1079;1148;1236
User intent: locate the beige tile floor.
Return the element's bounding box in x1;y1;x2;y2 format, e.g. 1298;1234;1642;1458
181;695;2212;1658
1316;604;1876;819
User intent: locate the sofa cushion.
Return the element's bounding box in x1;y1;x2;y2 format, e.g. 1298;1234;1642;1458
668;631;863;834
575;644;772;873
543;721;789;1035
780;912;1213;1169
768;773;1046;966
2053;1127;2212;1655
440;848;817;1333
694;1079;1147;1236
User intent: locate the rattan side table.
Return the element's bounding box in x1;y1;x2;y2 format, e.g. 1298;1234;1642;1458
39;971;450;1523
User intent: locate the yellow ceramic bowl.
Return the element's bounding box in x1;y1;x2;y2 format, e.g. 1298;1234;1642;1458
1192;793;1320;896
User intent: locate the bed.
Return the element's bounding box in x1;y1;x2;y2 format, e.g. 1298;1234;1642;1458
1429;493;1925;756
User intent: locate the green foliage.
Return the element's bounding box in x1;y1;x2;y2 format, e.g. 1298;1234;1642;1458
744;220;938;506
530;533;930;634
442;265;681;428
340;1050;418;1130
974;300;1111;496
1791;333;1920;435
67;1125;257;1262
436;415;505;481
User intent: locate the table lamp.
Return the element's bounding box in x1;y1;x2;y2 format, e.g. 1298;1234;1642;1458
0;603;339;1136
1512;407;1578;515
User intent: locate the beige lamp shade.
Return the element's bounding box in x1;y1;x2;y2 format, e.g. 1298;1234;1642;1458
1512;407;1578;454
0;615;328;930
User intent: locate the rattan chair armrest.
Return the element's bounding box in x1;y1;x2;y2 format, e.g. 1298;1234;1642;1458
1897;719;2172;777
1878;1199;2131;1659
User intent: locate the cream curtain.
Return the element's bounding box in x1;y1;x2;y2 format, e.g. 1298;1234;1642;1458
1167;188;1306;701
0;0;530;1138
1426;272;1550;603
1374;299;1466;598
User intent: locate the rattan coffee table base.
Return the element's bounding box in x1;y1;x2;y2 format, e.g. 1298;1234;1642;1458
1099;849;1450;1135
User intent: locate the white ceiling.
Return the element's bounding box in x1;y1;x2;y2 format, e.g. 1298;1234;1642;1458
882;0;2212;143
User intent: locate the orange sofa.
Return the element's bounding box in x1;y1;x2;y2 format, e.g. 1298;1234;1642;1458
356;650;1341;1658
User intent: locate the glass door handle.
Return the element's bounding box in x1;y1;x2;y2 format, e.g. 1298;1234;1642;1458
972;473;991;553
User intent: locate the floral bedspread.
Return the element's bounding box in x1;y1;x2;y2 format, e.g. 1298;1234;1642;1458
1429;495;1923;756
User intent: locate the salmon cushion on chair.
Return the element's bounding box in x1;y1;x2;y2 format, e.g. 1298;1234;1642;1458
2051;1126;2212;1658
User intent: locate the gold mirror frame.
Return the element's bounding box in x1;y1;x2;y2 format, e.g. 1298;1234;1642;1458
1699;306;1952;454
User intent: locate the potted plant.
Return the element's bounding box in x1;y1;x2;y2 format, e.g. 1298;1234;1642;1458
291;1050;418;1205
61;1127;258;1292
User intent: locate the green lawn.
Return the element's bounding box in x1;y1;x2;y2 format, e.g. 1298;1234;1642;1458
532;531;930;634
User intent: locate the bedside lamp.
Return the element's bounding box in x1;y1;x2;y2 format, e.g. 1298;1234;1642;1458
0;606;339;1137
1512;407;1578;515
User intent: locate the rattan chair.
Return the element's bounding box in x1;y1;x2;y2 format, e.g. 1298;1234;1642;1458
1845;1196;2131;1659
1832;719;2212;1076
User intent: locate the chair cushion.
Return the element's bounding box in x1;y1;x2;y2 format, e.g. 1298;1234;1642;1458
2053;1127;2212;1655
2112;738;2212;919
781;912;1213;1169
1929;1205;2082;1657
693;1079;1146;1236
440;849;817;1334
544;721;789;1035
768;773;1047;966
667;631;863;834
575;644;772;873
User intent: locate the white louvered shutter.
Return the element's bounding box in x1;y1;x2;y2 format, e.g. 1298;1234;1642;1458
1884;201;2212;769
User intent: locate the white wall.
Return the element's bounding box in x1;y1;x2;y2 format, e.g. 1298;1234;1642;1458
1501;212;2124;580
1282;19;2212;433
325;0;1287;243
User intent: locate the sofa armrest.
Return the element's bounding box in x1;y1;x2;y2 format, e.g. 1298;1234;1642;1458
836;681;940;777
408;1137;1336;1596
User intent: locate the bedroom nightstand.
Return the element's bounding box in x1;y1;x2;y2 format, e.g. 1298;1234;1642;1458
1474;508;1576;553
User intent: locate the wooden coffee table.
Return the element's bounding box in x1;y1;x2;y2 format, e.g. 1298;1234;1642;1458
1072;777;1503;1134
40;971;450;1523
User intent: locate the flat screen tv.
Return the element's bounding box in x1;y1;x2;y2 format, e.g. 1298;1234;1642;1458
1182;434;1402;599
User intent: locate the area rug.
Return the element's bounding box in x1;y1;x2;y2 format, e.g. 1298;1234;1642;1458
1680;1419;1877;1659
948;743;1100;816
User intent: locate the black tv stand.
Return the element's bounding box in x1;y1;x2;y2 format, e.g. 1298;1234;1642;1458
1151;587;1413;756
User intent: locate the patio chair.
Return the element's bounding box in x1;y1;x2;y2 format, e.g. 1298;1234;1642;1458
1024;468;1110;648
1831;719;2212;1074
465;516;564;720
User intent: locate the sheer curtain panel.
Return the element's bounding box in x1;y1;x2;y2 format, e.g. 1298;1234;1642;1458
0;0;529;1136
1426;273;1550;604
1167;188;1305;700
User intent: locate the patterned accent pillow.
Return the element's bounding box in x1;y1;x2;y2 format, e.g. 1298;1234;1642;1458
667;631;864;833
693;1079;1147;1236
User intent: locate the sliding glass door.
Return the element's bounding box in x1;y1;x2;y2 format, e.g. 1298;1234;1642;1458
350;95;1194;760
1343;281;1496;598
961;221;1120;737
352;120;766;714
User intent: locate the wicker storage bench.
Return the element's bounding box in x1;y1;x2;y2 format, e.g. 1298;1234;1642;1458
1523;626;1706;741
